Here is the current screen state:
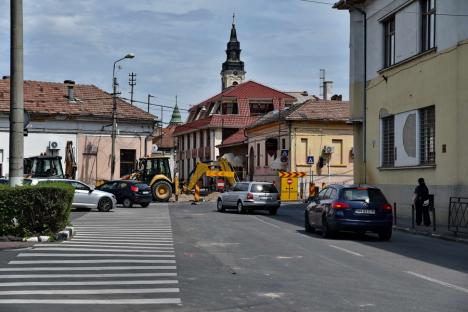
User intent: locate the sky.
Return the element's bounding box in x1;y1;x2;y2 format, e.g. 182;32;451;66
0;0;350;123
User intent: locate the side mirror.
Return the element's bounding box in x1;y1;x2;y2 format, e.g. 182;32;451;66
307;196;317;203
88;188;94;193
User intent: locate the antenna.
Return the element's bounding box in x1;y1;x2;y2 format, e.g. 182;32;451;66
319;69;325;97
128;72;136;105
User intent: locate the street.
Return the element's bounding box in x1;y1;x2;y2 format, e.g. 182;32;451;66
0;202;467;312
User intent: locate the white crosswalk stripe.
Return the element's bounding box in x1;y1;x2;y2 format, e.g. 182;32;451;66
0;204;181;307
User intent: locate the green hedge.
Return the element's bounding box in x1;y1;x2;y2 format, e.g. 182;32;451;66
0;183;74;237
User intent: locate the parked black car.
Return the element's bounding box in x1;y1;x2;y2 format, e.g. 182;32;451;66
305;185;393;240
97;180;152;208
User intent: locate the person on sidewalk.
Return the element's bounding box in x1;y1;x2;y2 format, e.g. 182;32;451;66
413;178;431;226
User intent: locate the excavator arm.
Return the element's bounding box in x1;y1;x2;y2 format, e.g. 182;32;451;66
185;159;238;192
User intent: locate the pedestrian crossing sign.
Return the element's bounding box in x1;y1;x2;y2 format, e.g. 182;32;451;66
307;155;314;164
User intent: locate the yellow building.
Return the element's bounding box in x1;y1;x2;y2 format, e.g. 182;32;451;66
245;100;353;199
335;0;468;223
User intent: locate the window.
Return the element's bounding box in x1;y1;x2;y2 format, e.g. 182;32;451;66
382;116;395;167
222;102;238;114
256;143;260;167
180;160;185;180
421;0;436;52
200;131;204;147
99;182;117;191
250;183;278;193
120;149;136;176
329;188;338;200
207;130;211;147
420;106;435;165
384;16;396;67
265;138;278;166
193;133;197;149
187;134;191;149
250;100;274;116
281;139;286;150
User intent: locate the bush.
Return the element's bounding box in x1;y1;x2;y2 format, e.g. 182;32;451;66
0;183;74;237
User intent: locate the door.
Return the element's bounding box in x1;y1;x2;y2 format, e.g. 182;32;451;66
120;149;136;177
249;147;254;181
69;181;94;208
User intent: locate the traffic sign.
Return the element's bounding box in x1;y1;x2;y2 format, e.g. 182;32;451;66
287;178;293;184
280;149;289;163
278;171;306;178
307;155;315;165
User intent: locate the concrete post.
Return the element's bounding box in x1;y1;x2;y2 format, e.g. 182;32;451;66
9;0;24;186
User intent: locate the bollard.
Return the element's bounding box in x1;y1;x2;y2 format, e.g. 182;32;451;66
430;194;436;232
411;204;415;229
393;202;397;225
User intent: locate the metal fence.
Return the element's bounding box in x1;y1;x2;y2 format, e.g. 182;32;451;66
448;197;468;235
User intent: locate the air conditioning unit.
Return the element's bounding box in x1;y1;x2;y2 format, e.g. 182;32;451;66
323;146;334;154
48;140;60;150
151;144;159;154
84;143;98;155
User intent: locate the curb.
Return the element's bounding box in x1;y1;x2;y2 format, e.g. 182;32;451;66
393;226;468;245
22;226;76;243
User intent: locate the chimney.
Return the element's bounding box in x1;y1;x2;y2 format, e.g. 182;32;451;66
64;80;75;102
323;81;333;101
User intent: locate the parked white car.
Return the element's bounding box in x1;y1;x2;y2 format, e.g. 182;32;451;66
217;182;280;215
26;178;117;212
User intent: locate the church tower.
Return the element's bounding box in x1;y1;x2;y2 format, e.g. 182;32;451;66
221;14;245;90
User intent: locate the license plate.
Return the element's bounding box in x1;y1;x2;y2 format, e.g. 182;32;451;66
142;191;149;194
355;209;375;214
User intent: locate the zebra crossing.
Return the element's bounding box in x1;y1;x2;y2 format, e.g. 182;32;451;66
0;204;182;307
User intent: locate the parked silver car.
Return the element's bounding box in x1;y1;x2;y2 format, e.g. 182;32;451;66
27;178;117;212
217;182;280;215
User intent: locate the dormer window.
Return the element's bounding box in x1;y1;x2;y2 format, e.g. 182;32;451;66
222;102;238;114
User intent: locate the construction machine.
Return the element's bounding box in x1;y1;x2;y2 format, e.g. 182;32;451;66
122;155;238;202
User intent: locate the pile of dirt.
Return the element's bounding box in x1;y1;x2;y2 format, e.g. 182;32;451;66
172;192;221;203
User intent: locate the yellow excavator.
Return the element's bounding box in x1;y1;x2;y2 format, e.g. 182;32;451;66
121;155;237;202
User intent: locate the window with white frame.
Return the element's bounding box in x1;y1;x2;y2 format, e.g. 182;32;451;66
421;0;436;52
384;16;396;68
420;106;435;165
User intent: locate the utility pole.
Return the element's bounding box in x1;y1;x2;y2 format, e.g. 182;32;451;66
128;72;136;105
9;0;24;187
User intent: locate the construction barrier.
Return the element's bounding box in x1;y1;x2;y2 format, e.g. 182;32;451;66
194;184;200;202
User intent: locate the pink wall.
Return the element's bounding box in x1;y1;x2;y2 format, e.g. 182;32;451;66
77;134;151;185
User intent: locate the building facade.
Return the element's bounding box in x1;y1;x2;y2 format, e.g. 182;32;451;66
246;100;353;194
0;78;155;184
334;0;468;221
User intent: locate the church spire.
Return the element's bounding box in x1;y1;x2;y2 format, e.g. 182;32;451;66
169;96;182;125
221;14;245;90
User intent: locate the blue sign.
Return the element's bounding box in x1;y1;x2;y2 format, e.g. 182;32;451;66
280;149;289;163
307;155;315;164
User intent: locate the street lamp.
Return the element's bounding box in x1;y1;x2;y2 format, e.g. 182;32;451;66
111;53;135;179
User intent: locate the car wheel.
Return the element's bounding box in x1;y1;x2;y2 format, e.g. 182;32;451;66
217;199;225;212
268;207;278;215
378;228;392;241
237;201;245;214
321;217;333;238
140;203;150;208
122;198;133;208
152;181;173;202
304;211;315;233
97;197;113;212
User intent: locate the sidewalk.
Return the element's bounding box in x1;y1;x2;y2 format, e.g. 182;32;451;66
393;215;468;244
0;240;34;250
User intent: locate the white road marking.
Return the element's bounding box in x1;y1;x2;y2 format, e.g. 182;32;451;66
17;253;175;258
0;288;180;295
34;244;173;249
0;298;181;304
253;216;282;229
0;280;178;287
9;259;176;264
0;265;176;271
0;272;177;279
73;235;173;239
30;247;173;253
405;271;468;294
64;240;173;245
328;245;363;257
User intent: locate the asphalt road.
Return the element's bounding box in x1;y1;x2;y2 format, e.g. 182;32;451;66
0;202;467;312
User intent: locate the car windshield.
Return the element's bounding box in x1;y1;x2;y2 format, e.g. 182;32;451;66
251;183;278;193
342;188;387;203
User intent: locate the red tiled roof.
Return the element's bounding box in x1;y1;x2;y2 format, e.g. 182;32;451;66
217;129;247;148
286;100;349;121
0;79;155;122
154;125;177;149
189;80;295;112
173;117;212;135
